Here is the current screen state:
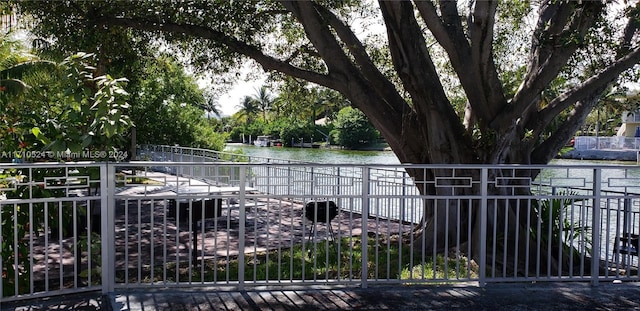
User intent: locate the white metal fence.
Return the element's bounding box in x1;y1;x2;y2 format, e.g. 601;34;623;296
0;163;107;302
574;136;640;150
2;146;640;302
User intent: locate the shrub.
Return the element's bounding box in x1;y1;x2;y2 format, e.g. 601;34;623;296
331;107;379;148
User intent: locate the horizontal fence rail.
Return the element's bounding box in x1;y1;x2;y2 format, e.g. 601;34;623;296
1;147;640;302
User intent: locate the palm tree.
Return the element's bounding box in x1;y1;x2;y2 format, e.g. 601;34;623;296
203;96;221;120
317;89;347;121
270;95;285;119
595;87;640;136
0;36;56;96
252;86;273;123
0;35;57;128
235;95;259;125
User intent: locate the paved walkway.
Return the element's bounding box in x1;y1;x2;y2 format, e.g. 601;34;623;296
4;282;640;310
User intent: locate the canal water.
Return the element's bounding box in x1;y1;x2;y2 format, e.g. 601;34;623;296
225;143;637;166
225;143;399;164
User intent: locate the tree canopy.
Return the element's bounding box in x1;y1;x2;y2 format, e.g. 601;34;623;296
16;0;639;166
332;106;379;148
131;54;226;151
1;44;132;158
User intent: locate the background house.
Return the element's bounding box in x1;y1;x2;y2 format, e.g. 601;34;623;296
617;109;640;137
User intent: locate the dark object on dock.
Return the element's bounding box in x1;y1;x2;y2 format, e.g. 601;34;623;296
304;200;339;241
613;233;639;259
167;198;223;262
167;198;222;222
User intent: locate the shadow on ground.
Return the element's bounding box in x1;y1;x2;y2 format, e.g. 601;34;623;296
1;292;102;311
107;283;640;311
4;283;640;310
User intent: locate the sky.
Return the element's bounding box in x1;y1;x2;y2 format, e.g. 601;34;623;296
216;78;265;116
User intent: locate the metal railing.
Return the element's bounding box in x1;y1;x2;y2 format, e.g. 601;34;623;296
0;162;107;302
138;144;313;164
2;147;640;302
574;136;640;150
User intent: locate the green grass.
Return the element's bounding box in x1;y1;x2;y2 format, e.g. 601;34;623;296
115;236;476;284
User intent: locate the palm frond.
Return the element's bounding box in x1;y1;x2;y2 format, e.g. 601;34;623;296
0;60;58;80
0;78;29;95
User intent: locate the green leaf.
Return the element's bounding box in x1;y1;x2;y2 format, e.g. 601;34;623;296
67;142;82;152
81;134;93;148
31;126;51;144
47;140;66;152
104;123;115;138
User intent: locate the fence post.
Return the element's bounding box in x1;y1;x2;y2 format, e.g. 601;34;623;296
310;167;315;198
360;167;370;288
479;167;488;287
337;167;342;208
101;163;115;294
591;168;602;286
238;165;246;290
287;166;292;197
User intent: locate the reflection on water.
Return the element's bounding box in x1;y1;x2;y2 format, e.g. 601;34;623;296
225;143;637;167
224;143;400;164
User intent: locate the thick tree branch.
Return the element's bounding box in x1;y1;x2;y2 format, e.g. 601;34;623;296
92;16;337;90
467;0;506;122
620;1;640;54
531;2;640;163
279;1;425;163
540;47;640;124
532;2;640;140
312;3;407;114
492;1;604;129
415;0;495;127
531;90;604;164
529;51;640;161
414;0;507;131
531;2;575;67
379;1;472;163
378;1;450;113
414;1;463;55
279;1;364;85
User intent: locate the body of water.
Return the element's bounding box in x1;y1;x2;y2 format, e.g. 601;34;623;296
224;143;400;164
225;143;637;167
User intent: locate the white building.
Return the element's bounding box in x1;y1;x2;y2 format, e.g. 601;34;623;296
616;109;640;137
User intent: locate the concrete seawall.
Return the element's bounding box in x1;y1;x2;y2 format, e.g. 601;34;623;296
560;149;640;162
